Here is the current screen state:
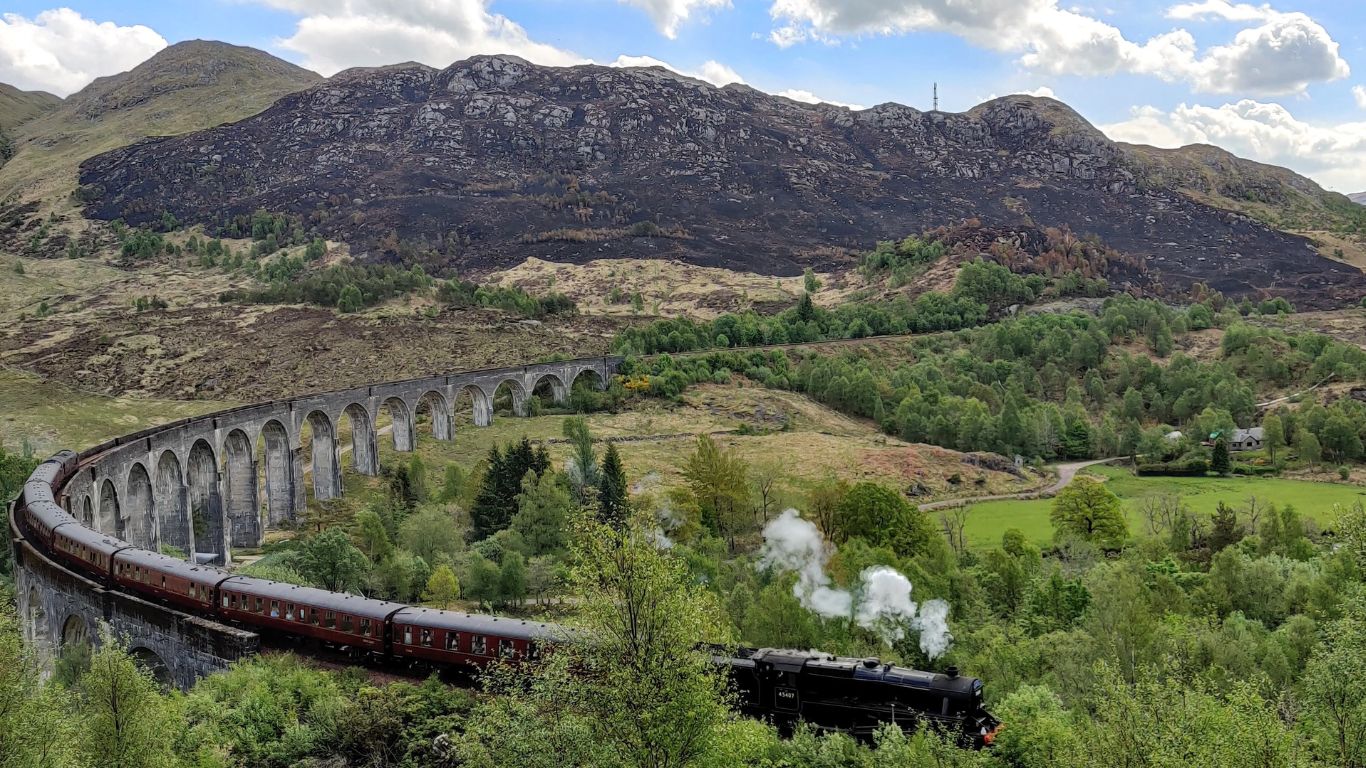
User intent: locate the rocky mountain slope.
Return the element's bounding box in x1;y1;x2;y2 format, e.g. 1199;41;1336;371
75;54;1365;306
0;40;321;204
0;84;61;133
1351;192;1366;205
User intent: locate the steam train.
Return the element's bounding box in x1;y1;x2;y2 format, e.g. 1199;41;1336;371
14;451;1000;747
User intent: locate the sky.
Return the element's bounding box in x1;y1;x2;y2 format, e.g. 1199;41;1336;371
2;1;1365;192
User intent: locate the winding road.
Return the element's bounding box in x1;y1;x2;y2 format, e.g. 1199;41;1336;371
917;457;1120;512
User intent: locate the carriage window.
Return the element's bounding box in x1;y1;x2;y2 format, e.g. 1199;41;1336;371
310;608;319;625
270;601;280;618
342;615;353;632
527;642;540;661
361;619;371;637
222;594;229;608
254;597;264;613
446;632;461;652
472;636;488;655
421;628;433;647
404;626;413;645
324;611;335;629
161;575;166;588
499;639;516;658
286;604;296;621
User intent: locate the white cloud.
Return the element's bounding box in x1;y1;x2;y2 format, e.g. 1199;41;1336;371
1165;0;1277;22
767;0;1349;96
1101;99;1366;192
618;0;731;39
776;88;865;109
0;8;167;96
251;0;583;75
1355;85;1366;110
1022;85;1055;98
608;54;744;86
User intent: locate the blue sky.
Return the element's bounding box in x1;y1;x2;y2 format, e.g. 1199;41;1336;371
2;0;1365;191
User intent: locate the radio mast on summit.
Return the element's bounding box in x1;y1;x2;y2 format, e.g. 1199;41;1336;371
933;83;938;111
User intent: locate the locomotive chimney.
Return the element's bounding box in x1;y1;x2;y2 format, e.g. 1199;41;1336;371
946;666;959;679
862;658;880;669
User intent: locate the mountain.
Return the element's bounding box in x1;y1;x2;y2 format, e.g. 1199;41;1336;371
1351;192;1366;206
76;54;1365;307
0;40;321;202
0;83;61;133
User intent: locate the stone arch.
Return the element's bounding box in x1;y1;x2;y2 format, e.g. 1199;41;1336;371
60;614;89;648
342;403;379;476
454;384;493;428
223;429;260;548
381;397;415;452
80;494;93;527
123;463;156;548
129;646;172;689
188;439;226;564
531;373;569;408
416;390;453;441
155;451;192;557
257;420;296;528
303;410;341;502
570;367;607;392
492;378;529;417
98;478;120;538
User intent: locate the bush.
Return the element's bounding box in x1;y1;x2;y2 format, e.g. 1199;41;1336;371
1137;459;1210;476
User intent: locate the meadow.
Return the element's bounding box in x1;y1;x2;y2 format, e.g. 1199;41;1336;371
958;463;1366;550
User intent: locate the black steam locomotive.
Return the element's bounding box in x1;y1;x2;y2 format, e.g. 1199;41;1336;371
718;647;1000;747
14;452;999;747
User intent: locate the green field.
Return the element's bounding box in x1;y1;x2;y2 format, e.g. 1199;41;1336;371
959;465;1366;550
0;368;228;454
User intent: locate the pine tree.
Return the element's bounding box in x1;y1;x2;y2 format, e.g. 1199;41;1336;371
1211;439;1231;475
598;442;628;531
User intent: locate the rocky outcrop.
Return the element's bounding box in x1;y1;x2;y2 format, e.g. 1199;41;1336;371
77;54;1366;307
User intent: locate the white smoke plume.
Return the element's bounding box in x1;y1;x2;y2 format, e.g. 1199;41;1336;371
757;509;955;658
757;509;853;619
913;599;953;660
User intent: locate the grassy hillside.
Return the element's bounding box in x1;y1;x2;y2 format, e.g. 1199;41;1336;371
0;40;320;208
0;83;60;133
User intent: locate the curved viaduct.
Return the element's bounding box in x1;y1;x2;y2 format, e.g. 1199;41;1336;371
10;355;620;686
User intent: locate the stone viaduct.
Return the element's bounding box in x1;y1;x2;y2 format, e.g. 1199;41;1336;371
11;355;620;686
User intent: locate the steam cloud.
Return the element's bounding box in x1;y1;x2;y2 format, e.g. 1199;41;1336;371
757;509;954;658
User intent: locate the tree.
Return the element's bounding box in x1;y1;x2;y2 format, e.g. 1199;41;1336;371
463;552;503;608
681;434;749;550
499;551;528;606
807;477;849;538
1303;594;1366;768
597;443;628;530
563;416;600;504
1049;477;1127;550
424;564;461;608
1208;502;1242;553
472;438;550;540
457;514;732;768
438;463;466;503
337;284;364;313
79;635;178;768
1263;413;1285;463
1211;438;1231;475
0;590;82;768
398;505;464;566
353;508;394;562
1321;413;1364;462
370;549;429;602
1299;431;1323;470
834;482;938;557
803;267;821;294
295;528;371;592
510;471;574;557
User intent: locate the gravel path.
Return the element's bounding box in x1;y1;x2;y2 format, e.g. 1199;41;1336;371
918;457;1120;512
